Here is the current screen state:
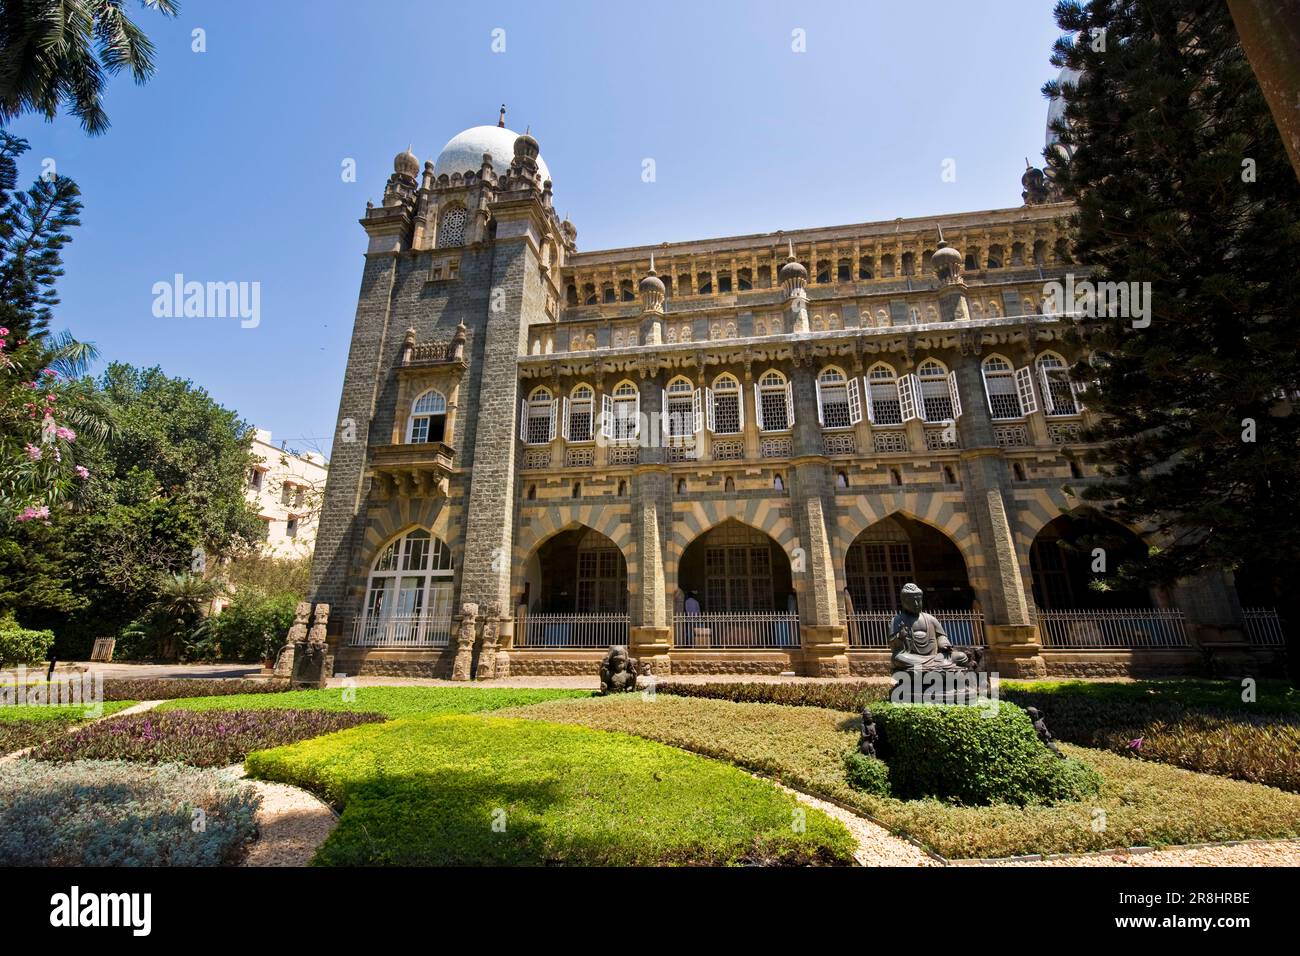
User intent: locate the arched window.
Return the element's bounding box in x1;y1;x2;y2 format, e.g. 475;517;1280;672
602;380;640;443
707;373;743;435
407;389;447;443
360;529;455;644
865;363;902;425
982;355;1037;420
520;386;556;445
663;376;697;444
564;384;595;443
436;204;467;248
916;359;955;423
816;366;861;429
1037;352;1080;416
756;369;792;432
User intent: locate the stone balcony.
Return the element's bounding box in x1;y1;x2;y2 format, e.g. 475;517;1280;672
368;442;455;498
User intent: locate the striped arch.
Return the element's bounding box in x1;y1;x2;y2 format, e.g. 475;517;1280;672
666;499;801;597
1014;490;1159;569
360;497;456;572
833;493;981;592
512;505;637;597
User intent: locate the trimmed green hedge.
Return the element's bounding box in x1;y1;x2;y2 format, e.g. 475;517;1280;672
0;625;54;667
870;701;1101;806
843;751;890;795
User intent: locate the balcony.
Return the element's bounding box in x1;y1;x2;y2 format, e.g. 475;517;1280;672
350;613;452;647
369;442;455;496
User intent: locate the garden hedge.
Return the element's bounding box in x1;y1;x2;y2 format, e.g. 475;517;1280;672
0;624;55;667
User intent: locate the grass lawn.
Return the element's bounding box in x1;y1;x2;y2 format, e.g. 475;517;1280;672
1001;678;1300;715
501;694;1300;860
245;713;856;866
0;701;138;754
157;686;590;719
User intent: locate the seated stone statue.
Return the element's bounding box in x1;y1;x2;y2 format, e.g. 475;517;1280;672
889;583;977;674
599;645;639;695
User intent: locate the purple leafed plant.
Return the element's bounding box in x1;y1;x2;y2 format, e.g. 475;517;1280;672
31;709;386;768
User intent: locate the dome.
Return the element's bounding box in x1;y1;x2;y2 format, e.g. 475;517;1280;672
393;146;420;178
434;125;551;183
932;241;962;267
778;256;808;284
1045;66;1082;149
639;271;665;294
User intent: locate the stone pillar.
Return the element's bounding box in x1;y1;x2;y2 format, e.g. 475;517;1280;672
953;354;1046;677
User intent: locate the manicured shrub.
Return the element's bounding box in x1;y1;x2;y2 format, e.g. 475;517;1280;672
843;751;890;795
201;591;301;662
32;708;387;767
0;759;259;865
0;622;55;666
871;701;1101;806
657;680;889;712
102;677;290;701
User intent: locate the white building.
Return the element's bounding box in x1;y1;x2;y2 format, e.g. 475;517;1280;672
246;428;328;557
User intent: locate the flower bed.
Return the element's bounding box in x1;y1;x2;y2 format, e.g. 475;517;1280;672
0;701;138;755
31;708;387;768
0;759;259;865
157;685;591;718
102;678;291;701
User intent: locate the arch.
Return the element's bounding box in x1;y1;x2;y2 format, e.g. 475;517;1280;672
675;518;795;615
834;499;981;593
512;511;637;607
842;513;974;613
865;361;902;425
668;500;800;578
519;523;629;615
566;382;596;443
406;387;448;443
916;358;953;423
436;204;468;248
1028;512;1152;610
360;498;454;576
358;526;456;644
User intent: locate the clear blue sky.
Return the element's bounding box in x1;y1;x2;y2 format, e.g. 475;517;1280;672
6;0;1063;459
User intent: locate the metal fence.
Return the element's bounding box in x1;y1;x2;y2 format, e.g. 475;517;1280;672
350;614;453;647
517;613;630;649
673;612;801;649
847;611;985;648
1036;608;1188;648
1243;607;1286;647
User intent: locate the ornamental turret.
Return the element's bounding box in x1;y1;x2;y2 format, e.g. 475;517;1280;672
639;253;666;345
779;239;810;333
930;228;971;322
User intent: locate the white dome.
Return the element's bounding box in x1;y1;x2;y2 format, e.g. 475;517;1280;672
433;125;551;183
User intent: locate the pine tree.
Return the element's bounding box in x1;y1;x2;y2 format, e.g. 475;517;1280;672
1046;0;1300;678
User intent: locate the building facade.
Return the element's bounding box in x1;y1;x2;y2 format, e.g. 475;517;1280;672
246;428;328;558
309;119;1283;680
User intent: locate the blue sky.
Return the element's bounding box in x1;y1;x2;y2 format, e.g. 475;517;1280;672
6;0;1063;458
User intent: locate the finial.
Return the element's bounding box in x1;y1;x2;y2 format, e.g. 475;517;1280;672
525;124;531;135
649;252;656;274
787;239;795;259
498;104;507;128
937;225;945;243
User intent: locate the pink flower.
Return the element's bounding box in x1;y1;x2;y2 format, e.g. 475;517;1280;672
23;443;41;461
17;505;49;522
75;465;89;479
41;369;55;378
0;326;9;336
1128;737;1143;750
55;426;76;442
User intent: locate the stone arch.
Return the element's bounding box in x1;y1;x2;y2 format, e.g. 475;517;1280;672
352;497;458;617
673;517;797;614
834;496;980;595
1027;510;1154;610
666;501;800;599
512;507;636;603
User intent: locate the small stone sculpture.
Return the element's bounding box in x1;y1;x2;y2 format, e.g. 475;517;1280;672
599;645;639;695
476;602;501;681
858;707;879;758
273;602;311;677
307;603;329;644
451;603;478;681
1026;706;1065;759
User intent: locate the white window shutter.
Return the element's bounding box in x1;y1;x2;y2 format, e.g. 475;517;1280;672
982;366;996;415
632;391;641;439
692;388;703;434
601;393;613;440
661;388;669;437
948;370;962;420
561;397;570;441
848;377;863;425
1038;365;1056;416
705;387;716;432
863;376;876;424
754;382;766;431
814;378;824;426
1071;378;1088;411
898;374;920;422
785;382;794;428
547;399;557;441
1015;366;1038;415
519;399;527;441
737;387;745;429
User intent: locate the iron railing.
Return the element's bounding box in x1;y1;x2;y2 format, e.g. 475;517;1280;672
350;613;453;647
673;612;801;649
1243;607;1286;647
1036;608;1188;648
847;611;984;648
517;613;630;649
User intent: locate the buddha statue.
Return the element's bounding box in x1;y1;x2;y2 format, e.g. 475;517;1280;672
888;583;979;674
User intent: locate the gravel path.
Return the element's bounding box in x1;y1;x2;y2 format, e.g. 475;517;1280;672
223;766;338;867
994;839;1300;867
766;779;937;866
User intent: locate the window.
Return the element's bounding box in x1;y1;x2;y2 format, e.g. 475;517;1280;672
663;377;697;444
1037;352;1080;416
602;380;640;443
280;482;294;507
576;531;628;612
564;385;595;443
408;389;448;443
846;525;914;612
865;364;902;425
816;366;861;430
982;356;1020;419
436;204;467;248
707;374;743;435
755;370;792;432
294;486;306;509
248;468;264;492
917;360;955;423
520;387;556;445
286;516;299;538
703;522;778;612
361;529;455;642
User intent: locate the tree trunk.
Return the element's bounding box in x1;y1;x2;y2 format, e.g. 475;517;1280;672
1227;0;1300;184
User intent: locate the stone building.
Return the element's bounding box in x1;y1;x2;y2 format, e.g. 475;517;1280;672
245;428;328;558
308;114;1284;680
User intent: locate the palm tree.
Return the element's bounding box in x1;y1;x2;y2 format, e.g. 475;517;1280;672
150;571;220;660
0;0;179;135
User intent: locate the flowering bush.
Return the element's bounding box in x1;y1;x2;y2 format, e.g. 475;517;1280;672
32;708;387;767
101;677;290;701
